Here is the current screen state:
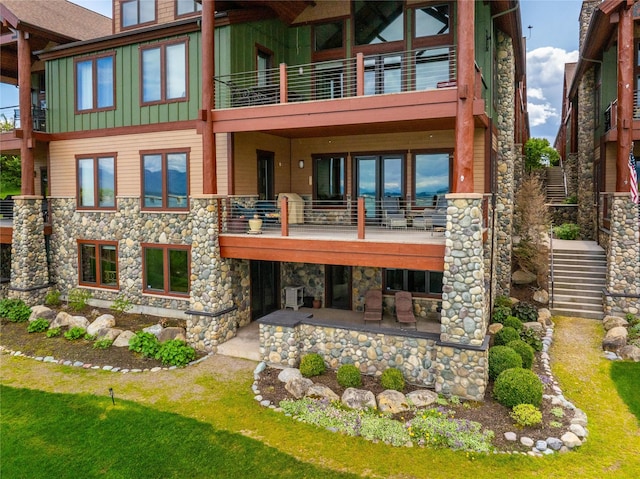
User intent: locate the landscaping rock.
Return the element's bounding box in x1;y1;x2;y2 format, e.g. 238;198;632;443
618;345;640;362
341;388;377;410
158;327;186;342
537;308;553;327
569;423;587;438
278;368;302;383
87;314;116;336
28;305;56;322
96;328;122;341
285;377;313;399
68;315;90;330
143;324;163;337
602;315;628;331
560;431;582;449
50;311;74;329
535;440;548;451
376;390;410;414
512;270;537;285
602;326;628;352
112;330;135;347
488;323;503;335
504;432;517;441
523;322;543;334
520;436;534;447
546;437;563;451
406;389;438;408
305;384;339;402
571;409;588;427
533;289;549;305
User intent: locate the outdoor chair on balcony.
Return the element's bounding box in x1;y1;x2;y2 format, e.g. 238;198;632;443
363;289;383;323
381;196;407;229
395;291;417;328
413;195;447;232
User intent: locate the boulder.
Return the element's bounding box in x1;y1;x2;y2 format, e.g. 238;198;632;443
512;270;537;285
143;324;163;337
569;423;587;438
560;431;582;449
112;330;135;347
341;388;377;410
50;311;73;329
602;315;628;331
533;289;549;305
618;345;640;362
488;323;503;335
96;328;123;341
87;314;116;336
285;377;313;399
158;327;186;342
278;368;302;383
523;321;543;334
406;389;438;408
28;305;56;322
376;390;410;414
538;308;553;327
305;384;339;402
602;326;628;352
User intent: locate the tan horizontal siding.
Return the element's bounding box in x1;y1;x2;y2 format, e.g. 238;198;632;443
473;129;485;193
216;133;228;196
233;132;291;195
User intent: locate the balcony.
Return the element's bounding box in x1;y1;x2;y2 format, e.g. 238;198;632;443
0;106;47;132
604;92;640;134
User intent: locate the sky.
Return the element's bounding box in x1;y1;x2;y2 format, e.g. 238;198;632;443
1;0;583;146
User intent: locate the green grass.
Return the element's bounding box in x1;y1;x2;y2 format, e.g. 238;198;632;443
610;361;640;423
0;385;358;479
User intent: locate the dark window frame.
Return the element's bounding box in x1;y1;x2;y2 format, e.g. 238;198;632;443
313;153;347;206
139;38;189;106
411;149;453;209
121;0;157;31
74;53;116;113
76;153;118;211
140;148;190;212
77;239;119;289
142;243;191;297
412;2;454;48
383;268;443;297
352;0;406;55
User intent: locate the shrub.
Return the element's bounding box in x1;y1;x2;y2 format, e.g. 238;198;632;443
46;327;62;338
512;302;538;323
83;333;97;341
628;324;640;341
503;316;523;331
494;295;513;309
27;318;50;333
494;326;520;346
488;346;522;381
129;331;160;358
155;340;196;367
44;289;62;306
553;222;580;240
0;298;31;323
520;328;543;352
68;288;92;311
337;364;362;388
506;339;535;369
110;296;133;315
64;327;86;340
510;404;542;427
625;313;640;326
563;194;578;204
491;306;512;324
494;368;543;408
299;353;326;378
93;339;113;350
380;368;405;391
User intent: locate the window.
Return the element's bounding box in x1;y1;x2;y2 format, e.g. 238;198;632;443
78;240;118;288
77;155;116;209
314;155;345;203
414;4;450;39
415;47;452;90
414;152;451;207
314;62;344;99
385;269;443;295
364;54;402;95
122;0;156;28
75;55;114;112
141;40;187;104
142;150;188;210
354;0;404;46
314;21;343;51
176;0;201;17
143;244;190;295
256;46;273;87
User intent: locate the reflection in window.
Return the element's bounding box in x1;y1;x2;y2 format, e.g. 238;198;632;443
314;21;343;51
257;49;272;87
78;156;115;208
415;48;451;90
315;62;344;100
76;56;114;111
79;241;118;288
364;55;402;95
122;0;155;28
315;156;345;203
414;153;450;207
385;269;443;295
415;4;450;38
176;0;201;16
143;152;188;209
144;245;189;295
141;42;186;103
355;0;404;45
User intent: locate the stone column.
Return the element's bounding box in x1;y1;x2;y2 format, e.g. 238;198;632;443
566;152;578;197
9;197;49;304
577;69;595;239
604;195;640;316
494;30;515;296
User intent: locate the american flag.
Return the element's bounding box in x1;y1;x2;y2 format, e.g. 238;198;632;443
630;149;639;204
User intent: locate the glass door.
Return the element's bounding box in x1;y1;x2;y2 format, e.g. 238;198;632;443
355;154;404;220
356;156;377;219
326;265;351;310
250;260;279;321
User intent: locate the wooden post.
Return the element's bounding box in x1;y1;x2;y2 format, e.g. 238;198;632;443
18;30;34;196
279;63;287;103
281;196;289;237
616;2;633;192
356;53;364;97
357;197;365;239
202;0;216;195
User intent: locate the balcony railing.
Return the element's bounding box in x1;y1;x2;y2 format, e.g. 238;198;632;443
604;92;640;132
214;46;457;109
0;198;51;225
0;106;46;132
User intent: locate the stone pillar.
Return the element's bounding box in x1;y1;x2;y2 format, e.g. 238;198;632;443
566;152;578;197
604;195;640;316
577;69;595;240
494;30;515;296
579;1;599;52
9;197;49;304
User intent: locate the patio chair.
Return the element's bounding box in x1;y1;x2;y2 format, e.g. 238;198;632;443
413;196;447;232
363;289;383;323
381;196;407;229
395;291;416;327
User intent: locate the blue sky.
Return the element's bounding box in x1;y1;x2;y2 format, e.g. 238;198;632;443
1;0;582;145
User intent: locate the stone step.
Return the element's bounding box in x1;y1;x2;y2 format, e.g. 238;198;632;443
553;284;604;294
550;307;604;320
553;265;607;274
552;256;606;265
553;274;606;286
553;293;603;305
553;251;606;262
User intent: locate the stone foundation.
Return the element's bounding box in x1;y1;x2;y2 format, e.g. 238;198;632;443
434;341;488;401
549;204;578;226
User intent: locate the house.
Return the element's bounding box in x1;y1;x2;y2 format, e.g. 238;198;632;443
2;0;528;401
554;0;640;317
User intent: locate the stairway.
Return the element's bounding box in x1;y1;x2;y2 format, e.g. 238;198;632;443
546;166;566;203
550;241;606;320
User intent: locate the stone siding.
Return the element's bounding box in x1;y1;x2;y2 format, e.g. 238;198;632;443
549;205;578;226
565;153;578;197
434;343;487;401
577;69;596;240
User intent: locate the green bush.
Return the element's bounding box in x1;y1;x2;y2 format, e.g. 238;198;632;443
83;333;97;341
520;328;543;352
110;296;133;315
93;339;113;350
44;289;62;306
512;302;538;323
155;340;196;367
27;318;50;333
562;194;578;205
488;346;522;381
0;298;32;323
299;353;326;378
380;368;405;391
491;306;512;324
68;288;92;311
64;327;86;341
494;295;513;309
503;316;523;331
336;364;362;388
129;331;160;358
494;368;543;408
494;326;520;346
506;339;535;369
46;327;61;338
553;222;580;240
510;404;542;427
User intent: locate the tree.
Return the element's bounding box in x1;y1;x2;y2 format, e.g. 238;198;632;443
0;155;22;194
524;138;560;171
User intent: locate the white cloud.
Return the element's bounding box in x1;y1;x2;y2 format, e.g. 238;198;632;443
527;87;545;100
527;47;579;88
528;102;558;127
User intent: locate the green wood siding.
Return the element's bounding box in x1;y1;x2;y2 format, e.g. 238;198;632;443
474;0;493;118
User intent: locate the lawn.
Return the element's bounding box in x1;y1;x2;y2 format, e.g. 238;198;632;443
1;316;639;478
610;361;640;423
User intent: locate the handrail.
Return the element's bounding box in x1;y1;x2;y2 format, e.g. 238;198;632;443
549;223;554;309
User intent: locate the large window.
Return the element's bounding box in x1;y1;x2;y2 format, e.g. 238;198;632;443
314;155;345;203
414;4;450;40
75;55;114;112
354;0;404;46
414;152;451;207
141;40;187;104
143;244;190;295
385;269;443;295
142;150;188;210
77;155;116;209
78;240;118;288
176;0;201;17
314;21;343;52
122;0;156;29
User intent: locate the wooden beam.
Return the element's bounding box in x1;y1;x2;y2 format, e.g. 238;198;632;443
18;30;33;196
202;0;216;194
616;2;633;192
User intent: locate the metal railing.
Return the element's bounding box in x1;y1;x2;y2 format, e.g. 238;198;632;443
0;198;51;225
549;224;554;308
604;92;640;132
214;46;457;110
0;106;46;132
